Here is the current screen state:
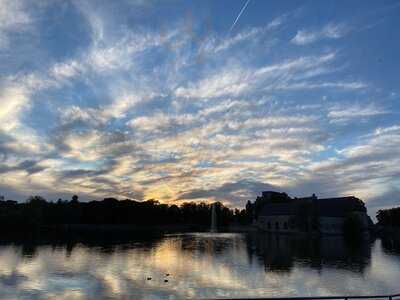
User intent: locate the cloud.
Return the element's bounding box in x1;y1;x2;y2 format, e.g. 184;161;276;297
127;113;195;135
204;27;265;54
0;0;31;48
328;103;388;123
59;106;108;127
267;16;285;29
51;60;82;81
177;180;278;205
0;160;45;175
175;52;340;99
276;81;366;91
0;77;51;161
0;85;29;132
291;23;348;45
87;32;168;72
0;0;397;215
303;124;400;204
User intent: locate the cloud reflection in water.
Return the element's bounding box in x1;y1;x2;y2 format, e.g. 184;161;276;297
0;233;399;299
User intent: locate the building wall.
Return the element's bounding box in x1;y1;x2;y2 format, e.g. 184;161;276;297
258;212;370;235
257;215;298;233
318;217;344;234
258;216;344;235
355;211;370;229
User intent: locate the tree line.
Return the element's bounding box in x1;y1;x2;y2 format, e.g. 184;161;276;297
0;195;253;229
377;206;400;227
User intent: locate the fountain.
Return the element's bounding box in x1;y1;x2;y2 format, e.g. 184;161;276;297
210;202;217;232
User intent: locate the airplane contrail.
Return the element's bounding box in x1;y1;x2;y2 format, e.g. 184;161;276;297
229;0;251;33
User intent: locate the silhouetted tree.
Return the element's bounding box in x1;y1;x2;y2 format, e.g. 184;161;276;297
377;207;400;227
0;196;239;229
71;195;79;204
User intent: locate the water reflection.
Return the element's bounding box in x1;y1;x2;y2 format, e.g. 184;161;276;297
0;233;399;299
381;235;400;256
245;234;371;273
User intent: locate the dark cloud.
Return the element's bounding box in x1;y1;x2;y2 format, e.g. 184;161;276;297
177;180;278;206
59;169;105;178
18;160;46;175
139;169;204;186
97;187;144;201
0;131;14;160
0;160;45;175
286;174;349;199
0;130;35;161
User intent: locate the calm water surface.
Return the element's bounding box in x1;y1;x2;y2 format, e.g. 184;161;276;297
0;233;400;300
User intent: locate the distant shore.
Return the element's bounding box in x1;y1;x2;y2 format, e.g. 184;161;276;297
375;225;400;238
0;223;256;238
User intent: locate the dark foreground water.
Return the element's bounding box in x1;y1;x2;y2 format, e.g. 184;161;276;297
0;233;400;300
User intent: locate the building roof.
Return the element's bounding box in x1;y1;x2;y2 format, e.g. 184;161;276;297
313;196;366;217
260;202;299;216
259;195;366;218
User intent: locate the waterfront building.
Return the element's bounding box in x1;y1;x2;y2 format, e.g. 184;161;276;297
256;191;371;235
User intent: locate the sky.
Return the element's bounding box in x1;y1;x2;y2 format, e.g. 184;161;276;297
0;0;399;217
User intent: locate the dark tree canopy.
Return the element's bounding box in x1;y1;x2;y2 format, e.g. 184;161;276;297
0;196;253;229
377;207;400;227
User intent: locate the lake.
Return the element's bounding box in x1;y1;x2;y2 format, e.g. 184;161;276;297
0;232;399;300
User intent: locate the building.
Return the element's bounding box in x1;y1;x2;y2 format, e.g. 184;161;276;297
256;191;371;235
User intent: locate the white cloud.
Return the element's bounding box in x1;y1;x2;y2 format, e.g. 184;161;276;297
59;106;108;127
328;103;388;123
0;81;50;160
0;0;31;48
127;113;195;133
74;1;179;74
0;85;29;132
208;27;264;54
175;52;338;99
51;60;82;81
373;125;400;136
305;124;400;202
267;16;285;29
276;81;366;91
291;23;348;45
0;71;62;133
291;30;317;45
175;66;249;99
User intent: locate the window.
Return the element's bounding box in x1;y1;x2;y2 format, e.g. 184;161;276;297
289;219;295;229
275;222;280;230
267;222;271;229
284;222;288;230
